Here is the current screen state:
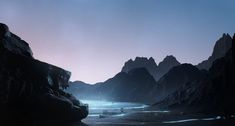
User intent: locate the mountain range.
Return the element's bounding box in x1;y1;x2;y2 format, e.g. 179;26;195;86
121;55;180;81
67;33;234;114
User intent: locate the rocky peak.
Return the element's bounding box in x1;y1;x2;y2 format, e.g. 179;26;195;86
154;55;180;81
158;55;180;68
121;55;181;81
211;33;232;61
121;57;158;73
197;33;232;70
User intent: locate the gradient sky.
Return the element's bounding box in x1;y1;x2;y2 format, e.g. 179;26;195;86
0;0;234;84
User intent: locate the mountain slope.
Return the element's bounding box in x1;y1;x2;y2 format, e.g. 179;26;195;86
149;64;207;102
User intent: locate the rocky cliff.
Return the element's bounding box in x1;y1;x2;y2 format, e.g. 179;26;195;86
197;33;232;70
0;23;88;125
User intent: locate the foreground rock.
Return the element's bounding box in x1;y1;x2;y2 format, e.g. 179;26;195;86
0;23;88;125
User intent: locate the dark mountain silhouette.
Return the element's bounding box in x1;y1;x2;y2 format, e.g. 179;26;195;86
67;68;157;103
155;34;235;115
100;68;157;102
121;57;158;77
197;33;232;70
149;64;207;102
66;81;95;100
121;55;180;81
0;23;88;125
156;55;181;81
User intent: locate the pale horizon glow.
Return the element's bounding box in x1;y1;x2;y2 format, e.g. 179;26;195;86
0;0;234;83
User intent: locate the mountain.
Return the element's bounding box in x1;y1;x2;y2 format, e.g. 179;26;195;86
66;81;98;100
101;68;157;102
121;55;180;81
149;64;207;102
154;34;235;115
0;23;88;124
67;68;157;103
197;33;232;70
121;57;158;77
155;55;181;81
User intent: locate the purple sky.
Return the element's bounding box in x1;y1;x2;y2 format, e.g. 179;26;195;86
0;0;234;83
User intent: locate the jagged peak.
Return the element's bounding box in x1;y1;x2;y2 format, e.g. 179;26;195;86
197;33;232;70
135;56;149;61
222;33;231;38
125;56;157;64
126;59;133;62
163;55;177;61
211;33;232;57
158;55;180;66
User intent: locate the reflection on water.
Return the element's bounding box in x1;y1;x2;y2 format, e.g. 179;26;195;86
162;116;223;124
141;110;170;113
81;100;147;110
81;100;148;118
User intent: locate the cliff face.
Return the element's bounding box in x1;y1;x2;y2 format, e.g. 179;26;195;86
197;33;232;70
0;23;88;125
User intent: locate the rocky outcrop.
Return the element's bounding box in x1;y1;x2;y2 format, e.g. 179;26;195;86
197;33;232;70
0;23;88;125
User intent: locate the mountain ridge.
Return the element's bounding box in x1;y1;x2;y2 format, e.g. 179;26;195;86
121;55;180;81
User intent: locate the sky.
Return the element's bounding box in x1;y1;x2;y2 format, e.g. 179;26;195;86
0;0;234;84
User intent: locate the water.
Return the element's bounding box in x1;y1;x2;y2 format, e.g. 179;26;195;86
80;100;232;125
81;100;148;117
162;116;224;124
